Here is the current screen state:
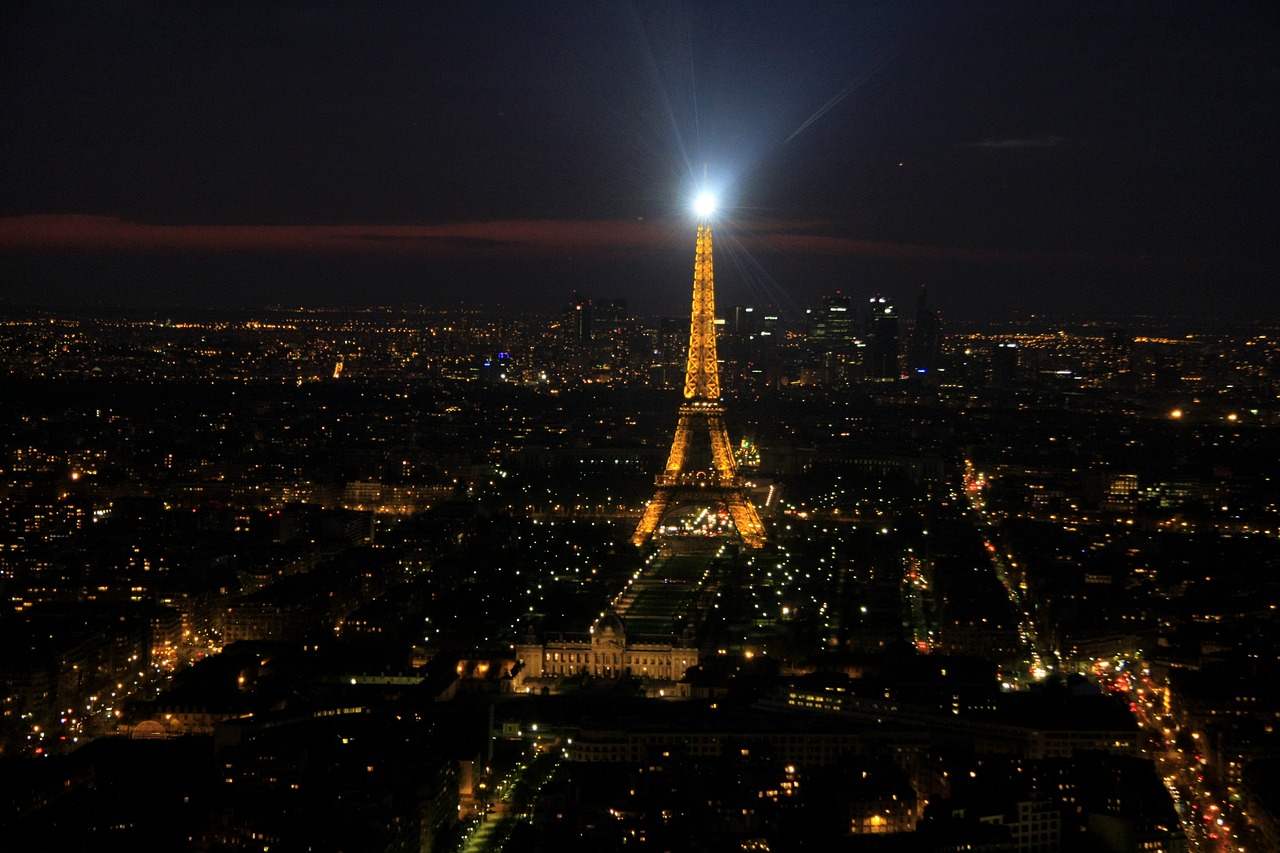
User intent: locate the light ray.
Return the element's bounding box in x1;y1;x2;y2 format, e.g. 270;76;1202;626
782;46;903;145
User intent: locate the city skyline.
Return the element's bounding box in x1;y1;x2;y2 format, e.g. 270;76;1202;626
2;298;1276;848
2;1;1276;320
3;6;1279;843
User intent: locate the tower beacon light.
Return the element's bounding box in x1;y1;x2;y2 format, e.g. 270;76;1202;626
693;191;717;219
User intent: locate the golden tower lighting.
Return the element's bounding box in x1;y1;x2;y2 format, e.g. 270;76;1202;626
632;198;766;548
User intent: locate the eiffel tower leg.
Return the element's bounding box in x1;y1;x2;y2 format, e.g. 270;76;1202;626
632;493;671;547
725;495;766;549
706;413;738;480
664;413;694;479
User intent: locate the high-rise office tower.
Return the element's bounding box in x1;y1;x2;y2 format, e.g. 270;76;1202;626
866;295;900;380
991;341;1019;387
562;292;592;348
807;292;857;351
907;286;943;375
804;293;859;385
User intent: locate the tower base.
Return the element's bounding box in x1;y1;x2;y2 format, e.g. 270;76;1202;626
632;483;766;549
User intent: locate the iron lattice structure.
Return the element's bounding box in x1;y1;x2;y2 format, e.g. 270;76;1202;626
632;224;766;548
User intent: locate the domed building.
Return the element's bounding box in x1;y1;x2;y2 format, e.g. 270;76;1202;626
514;610;698;698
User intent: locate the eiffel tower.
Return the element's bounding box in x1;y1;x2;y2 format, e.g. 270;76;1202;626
632;221;766;548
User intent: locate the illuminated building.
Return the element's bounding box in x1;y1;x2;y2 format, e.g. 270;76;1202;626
514;611;698;696
562;291;592;348
632;219;766;548
805;292;859;384
807;292;856;351
866;295;899;380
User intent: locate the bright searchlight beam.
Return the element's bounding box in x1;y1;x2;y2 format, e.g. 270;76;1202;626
693;192;717;219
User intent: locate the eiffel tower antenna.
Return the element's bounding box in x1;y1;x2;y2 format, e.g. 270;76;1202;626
632;207;766;549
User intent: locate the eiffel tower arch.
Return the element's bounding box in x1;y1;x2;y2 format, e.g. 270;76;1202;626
633;223;766;549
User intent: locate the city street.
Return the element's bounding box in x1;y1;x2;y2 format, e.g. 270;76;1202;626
456;745;563;853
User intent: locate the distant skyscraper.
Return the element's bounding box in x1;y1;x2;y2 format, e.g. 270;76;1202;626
807;292;856;351
562;292;592;348
866;295;899;380
594;299;627;335
991;341;1019;387
804;293;859;385
733;305;759;336
727;305;783;389
907;286;943;375
583;298;629;378
563;292;634;375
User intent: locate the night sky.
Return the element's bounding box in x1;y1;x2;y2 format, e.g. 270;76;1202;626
1;1;1276;321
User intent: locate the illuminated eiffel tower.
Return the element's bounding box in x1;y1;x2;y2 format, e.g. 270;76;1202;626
632;219;766;548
